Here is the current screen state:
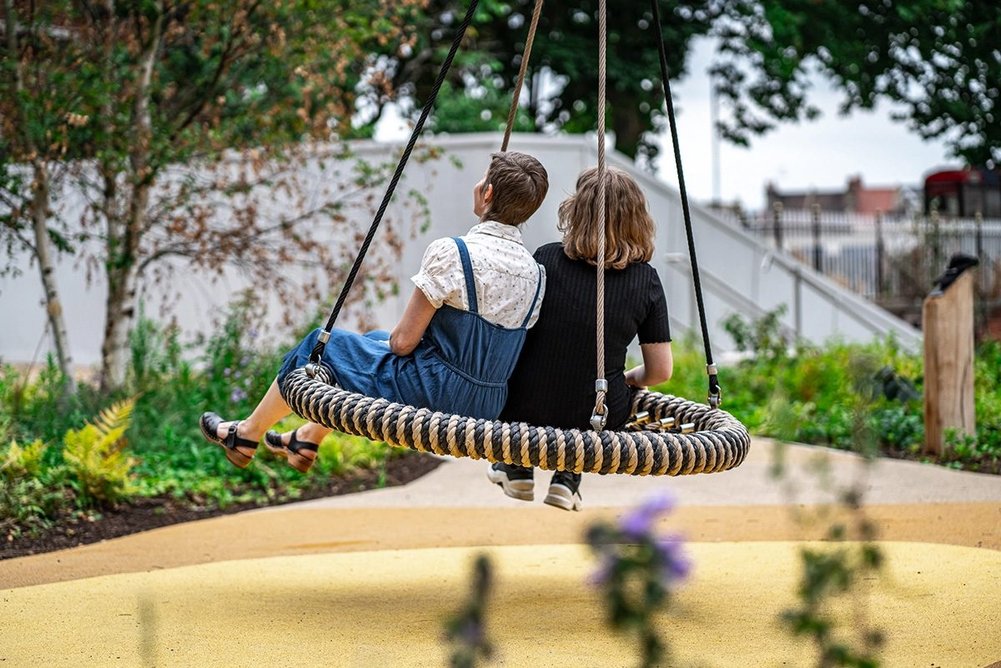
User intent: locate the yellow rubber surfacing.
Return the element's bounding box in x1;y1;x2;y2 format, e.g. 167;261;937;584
2;542;999;667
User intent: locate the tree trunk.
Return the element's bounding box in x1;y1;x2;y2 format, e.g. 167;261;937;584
5;0;75;394
98;8;163;392
100;250;140;392
30;162;76;395
612;95;644;160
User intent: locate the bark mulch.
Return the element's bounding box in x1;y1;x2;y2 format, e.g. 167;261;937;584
2;452;442;561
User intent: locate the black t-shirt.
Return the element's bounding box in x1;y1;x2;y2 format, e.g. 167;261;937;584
500;242;671;430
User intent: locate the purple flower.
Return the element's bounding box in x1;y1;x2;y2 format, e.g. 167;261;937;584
230;388;248;403
653;535;691;585
589;555;616;587
620;493;675;539
458;620;483;646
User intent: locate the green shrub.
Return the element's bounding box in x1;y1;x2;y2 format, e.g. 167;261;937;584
0;476;71;540
660;309;929;456
1;439;48;478
0;439;74;540
63;399;138;507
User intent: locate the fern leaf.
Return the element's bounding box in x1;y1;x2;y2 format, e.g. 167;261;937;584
92;398;135;438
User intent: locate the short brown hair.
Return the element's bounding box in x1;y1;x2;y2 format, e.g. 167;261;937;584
481;152;549;226
558;166;655;269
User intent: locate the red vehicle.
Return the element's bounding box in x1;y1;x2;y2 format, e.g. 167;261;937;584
924;167;1001;217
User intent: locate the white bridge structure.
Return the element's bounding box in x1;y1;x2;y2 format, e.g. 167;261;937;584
0;134;920;369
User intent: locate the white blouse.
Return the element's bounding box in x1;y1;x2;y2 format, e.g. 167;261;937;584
412;221;546;329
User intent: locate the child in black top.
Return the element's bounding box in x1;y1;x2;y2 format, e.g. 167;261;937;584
489;166;673;510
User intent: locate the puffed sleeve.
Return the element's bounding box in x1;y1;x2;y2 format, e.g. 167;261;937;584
411;237;463;309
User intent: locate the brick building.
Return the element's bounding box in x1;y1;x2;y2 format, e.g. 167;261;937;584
765;176;911;215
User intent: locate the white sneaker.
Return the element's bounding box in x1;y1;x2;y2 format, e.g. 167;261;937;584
487;462;534;502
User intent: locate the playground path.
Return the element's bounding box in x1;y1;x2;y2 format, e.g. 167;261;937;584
2;439;1000;667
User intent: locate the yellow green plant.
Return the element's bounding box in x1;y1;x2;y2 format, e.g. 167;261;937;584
63;398;138;505
0;439;48;478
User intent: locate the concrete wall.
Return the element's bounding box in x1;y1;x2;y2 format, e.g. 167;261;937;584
0;133;920;371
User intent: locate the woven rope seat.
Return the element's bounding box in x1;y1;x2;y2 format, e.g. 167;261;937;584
281;368;750;476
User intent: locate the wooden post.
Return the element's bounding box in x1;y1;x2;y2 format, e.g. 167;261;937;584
923;269;977;455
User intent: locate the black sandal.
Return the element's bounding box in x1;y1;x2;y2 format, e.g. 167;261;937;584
200;412;258;469
264;428;320;474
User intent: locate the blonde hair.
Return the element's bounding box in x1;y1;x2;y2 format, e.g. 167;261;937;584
558;166;655;269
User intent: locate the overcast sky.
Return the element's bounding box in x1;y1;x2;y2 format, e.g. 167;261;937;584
656;38;958;211
376;37;959;212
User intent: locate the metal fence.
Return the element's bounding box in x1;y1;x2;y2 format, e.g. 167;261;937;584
716;208;1001;307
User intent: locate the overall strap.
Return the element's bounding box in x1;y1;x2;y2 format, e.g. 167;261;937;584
519;263;545;328
451;237;479;314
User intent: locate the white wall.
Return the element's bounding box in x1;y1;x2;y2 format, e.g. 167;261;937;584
0;133;920;372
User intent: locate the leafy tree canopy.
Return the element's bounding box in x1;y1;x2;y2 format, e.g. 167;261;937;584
377;0;998;166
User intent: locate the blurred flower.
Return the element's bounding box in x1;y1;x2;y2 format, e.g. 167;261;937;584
230;388;248;403
654;535;691;585
457;619;484;646
620;493;675;539
589;555;616;586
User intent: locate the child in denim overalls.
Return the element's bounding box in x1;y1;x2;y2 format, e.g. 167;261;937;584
200;152;549;473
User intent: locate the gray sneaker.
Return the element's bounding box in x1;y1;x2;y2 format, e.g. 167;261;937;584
487;462;534;501
544;471;583;511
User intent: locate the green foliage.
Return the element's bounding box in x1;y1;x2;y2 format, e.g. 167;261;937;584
0;305;406;543
63;399;138;507
0;476;71;541
123;304;396;506
782;542;884;668
394;1;999;163
0;358;99;446
0;438;74;542
664;308;1001;472
713;1;1001;165
393;1;714;159
430;78;538;135
587;496;689;668
660;309;930;456
1;439;48;478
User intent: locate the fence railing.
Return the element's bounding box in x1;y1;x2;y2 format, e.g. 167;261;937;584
715;208;1001;307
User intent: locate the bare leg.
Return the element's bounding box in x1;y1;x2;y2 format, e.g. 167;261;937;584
265;421;331;472
292;422;332;445
215;379;292;445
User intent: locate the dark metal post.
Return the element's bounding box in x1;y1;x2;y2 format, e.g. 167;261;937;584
929;204;942;285
975;210;984;263
975;210;986;338
874;210;885;298
811;203;822;272
772;201;784;251
794;267;803;339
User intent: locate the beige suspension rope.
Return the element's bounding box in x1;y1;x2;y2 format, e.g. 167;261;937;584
500;0;544;152
590;0;608;431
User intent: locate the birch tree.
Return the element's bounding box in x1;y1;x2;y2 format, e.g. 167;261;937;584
5;0;425;392
0;1;86;395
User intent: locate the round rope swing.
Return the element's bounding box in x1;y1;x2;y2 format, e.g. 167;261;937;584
279;0;751;476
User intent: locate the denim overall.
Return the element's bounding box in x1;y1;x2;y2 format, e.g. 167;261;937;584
278;237;543;420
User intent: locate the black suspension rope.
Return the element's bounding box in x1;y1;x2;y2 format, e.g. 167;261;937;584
649;0;721;408
306;0;480;371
